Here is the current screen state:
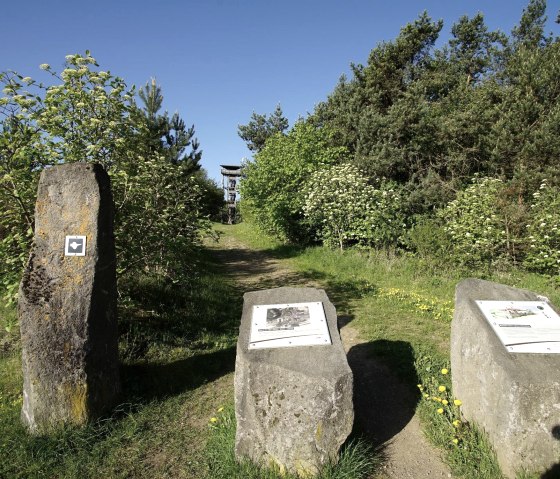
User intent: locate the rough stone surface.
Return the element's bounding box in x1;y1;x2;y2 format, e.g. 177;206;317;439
451;278;560;478
235;287;353;477
19;163;120;434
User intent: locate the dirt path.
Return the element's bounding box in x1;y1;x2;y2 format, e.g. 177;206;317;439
207;232;452;478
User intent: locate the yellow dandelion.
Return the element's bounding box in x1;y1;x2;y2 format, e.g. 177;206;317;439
217;407;224;412
438;385;446;392
452;438;459;445
452;420;461;427
454;399;462;406
437;408;444;414
423;393;429;398
210;417;218;423
442;400;448;405
441;368;449;375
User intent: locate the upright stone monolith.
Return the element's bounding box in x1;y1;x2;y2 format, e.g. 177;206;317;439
451;279;560;477
19;163;120;434
235;287;353;477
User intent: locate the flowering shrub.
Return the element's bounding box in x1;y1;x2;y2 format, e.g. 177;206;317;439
524;180;560;275
240;122;347;242
302;164;404;250
0;53;210;303
440;177;526;267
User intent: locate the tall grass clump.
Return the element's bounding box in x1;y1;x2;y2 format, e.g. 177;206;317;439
205;405;381;479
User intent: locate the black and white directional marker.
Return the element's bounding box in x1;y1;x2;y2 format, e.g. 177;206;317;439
64;235;87;256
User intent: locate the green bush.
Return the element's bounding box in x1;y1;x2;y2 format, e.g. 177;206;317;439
240;122;347;242
404;216;451;259
439;177;528;268
0;53;210;303
524;180;560;275
302;163;405;250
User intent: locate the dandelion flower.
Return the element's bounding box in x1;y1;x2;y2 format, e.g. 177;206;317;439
454;399;462;406
437;408;444;414
452;420;461;427
452;438;459;445
210;417;218;423
442;400;448;405
441;368;448;375
438;385;446;392
217;407;224;413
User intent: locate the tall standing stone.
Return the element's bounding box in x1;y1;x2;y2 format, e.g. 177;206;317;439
19;163;120;434
235;287;353;477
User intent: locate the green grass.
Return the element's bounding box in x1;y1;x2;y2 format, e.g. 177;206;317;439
223;222;560;479
205;405;381;479
2;222;559;478
0;247;241;479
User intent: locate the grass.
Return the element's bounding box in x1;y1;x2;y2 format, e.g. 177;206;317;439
0;247;241;479
205;405;381;479
2;222;559;478
0;235;383;479
223;221;560;479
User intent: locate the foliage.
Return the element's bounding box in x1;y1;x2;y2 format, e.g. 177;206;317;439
240;121;347;242
0;118;47;304
524;180;560;275
310;3;559;215
135;78;202;172
302;163;405;250
439;177;529;268
237;104;289;153
415;355;504;479
0;52;212;302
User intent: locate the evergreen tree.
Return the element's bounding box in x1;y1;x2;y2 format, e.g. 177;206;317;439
237;104;289;153
137;78;202;172
511;0;549;49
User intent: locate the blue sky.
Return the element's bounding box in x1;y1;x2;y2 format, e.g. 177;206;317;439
1;0;558;183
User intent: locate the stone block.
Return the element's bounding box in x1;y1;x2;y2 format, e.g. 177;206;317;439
235;287;353;477
19;163;120;434
451;278;560;477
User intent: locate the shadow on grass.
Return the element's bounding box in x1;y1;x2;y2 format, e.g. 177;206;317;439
347;340;420;447
122;346;236;402
298;269;377;315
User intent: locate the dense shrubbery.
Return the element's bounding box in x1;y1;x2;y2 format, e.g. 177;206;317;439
303;164;404;250
240;0;560;276
0;52;221;302
240;122;347;242
524;181;560;275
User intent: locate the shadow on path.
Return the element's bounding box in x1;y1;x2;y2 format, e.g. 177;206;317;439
346;340;419;447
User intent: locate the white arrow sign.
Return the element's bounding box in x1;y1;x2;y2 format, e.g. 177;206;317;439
65;236;86;256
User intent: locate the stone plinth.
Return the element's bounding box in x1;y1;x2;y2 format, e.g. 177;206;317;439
19;163;120;434
235;287;353;477
451;279;560;478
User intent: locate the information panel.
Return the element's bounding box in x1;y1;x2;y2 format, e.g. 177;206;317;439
476;300;560;353
249;302;332;350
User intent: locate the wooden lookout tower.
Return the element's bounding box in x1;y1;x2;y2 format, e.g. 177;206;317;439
220;164;242;224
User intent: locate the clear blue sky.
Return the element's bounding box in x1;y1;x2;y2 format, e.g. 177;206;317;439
1;0;558;183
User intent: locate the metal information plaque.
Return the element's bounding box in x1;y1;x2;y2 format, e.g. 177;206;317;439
249;302;332;350
476;300;560;353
